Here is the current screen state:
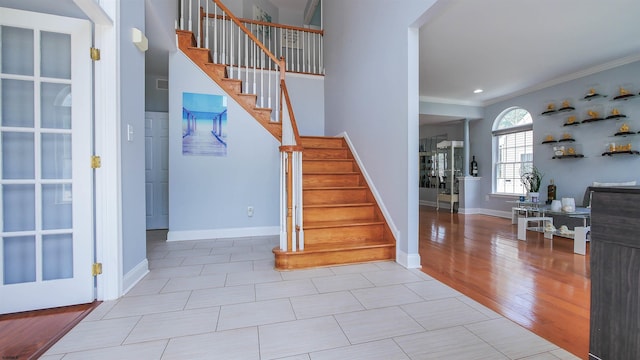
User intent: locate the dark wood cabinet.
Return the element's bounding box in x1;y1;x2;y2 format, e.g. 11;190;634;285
589;187;640;360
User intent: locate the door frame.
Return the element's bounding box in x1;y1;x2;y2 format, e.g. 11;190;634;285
75;0;123;301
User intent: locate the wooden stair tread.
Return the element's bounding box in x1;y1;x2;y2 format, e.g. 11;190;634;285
304;203;375;208
305;219;384;229
304;186;367;190
304;172;359;175
275;240;393;254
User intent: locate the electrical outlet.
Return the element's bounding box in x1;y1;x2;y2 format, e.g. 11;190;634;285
247;206;254;217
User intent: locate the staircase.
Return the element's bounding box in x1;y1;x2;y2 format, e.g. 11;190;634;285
176;30;282;141
273;136;396;270
175;1;396;270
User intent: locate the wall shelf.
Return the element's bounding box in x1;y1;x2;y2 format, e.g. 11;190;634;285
552;154;585;159
601;150;640;156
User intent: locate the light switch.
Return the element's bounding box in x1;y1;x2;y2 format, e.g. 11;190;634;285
127;124;134;142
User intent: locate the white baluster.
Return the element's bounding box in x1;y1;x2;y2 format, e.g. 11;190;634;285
260;51;264;108
180;0;185;29
205;0;209;50
313;33;316;74
213;4;217;62
230;20;234;78
245;33;249;93
197;0;201;46
188;0;192;31
296;30;300;72
253;43;257;95
268;58;272;116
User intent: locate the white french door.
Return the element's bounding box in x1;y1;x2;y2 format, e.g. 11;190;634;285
0;8;93;314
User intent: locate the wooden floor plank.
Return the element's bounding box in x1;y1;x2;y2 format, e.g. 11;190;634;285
0;301;100;360
418;206;589;359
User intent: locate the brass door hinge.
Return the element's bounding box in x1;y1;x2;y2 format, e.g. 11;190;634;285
92;262;103;276
91;155;101;169
90;47;101;61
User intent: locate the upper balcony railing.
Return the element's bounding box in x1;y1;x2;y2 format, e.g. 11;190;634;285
199;7;324;76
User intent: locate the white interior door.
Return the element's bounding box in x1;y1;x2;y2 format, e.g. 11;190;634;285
0;8;93;314
145;112;169;229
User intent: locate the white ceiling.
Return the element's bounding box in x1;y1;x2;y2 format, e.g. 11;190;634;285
419;0;640;107
7;0;637;125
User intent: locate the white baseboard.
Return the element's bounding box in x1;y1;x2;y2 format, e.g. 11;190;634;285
478;209;512;219
167;226;279;241
459;207;484;214
396;249;421;269
122;259;149;295
419;200;436;207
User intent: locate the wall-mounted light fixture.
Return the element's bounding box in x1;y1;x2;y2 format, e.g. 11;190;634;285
132;28;148;52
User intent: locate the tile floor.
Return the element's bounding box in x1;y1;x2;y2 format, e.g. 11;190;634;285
42;234;580;360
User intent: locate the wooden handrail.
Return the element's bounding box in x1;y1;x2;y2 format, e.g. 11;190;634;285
210;0;281;66
205;13;324;35
280;80;302;147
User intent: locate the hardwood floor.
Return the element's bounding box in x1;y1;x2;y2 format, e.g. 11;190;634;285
0;302;99;360
418;205;590;359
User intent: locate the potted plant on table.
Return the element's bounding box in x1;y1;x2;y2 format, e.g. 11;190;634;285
521;166;544;203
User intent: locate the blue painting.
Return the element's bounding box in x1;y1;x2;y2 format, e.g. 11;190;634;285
182;93;228;156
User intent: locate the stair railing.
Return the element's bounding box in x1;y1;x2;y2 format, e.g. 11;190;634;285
178;0;305;253
279;80;304;251
201;12;324;76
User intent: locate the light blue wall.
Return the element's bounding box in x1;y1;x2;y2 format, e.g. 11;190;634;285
475;60;640;214
323;0;437;265
119;0;148;275
168;51;280;235
146;73;169;112
286;74;325;136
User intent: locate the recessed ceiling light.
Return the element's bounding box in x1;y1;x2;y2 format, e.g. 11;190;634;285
473;89;483;94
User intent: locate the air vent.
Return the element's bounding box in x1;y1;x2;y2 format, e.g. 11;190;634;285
156;79;168;90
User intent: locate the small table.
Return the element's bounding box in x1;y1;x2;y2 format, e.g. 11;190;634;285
517;216;554;241
509;200;544;224
540;208;590;255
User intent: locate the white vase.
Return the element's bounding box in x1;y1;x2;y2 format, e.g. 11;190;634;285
529;192;540;203
550;199;562;212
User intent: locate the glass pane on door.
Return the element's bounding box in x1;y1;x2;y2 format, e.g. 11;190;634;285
2;184;35;232
1;79;34;127
3;236;36;285
0;26;34;76
42;234;73;280
2;132;35;179
41;31;71;79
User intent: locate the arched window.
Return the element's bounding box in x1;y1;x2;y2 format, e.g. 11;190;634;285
492;107;533;194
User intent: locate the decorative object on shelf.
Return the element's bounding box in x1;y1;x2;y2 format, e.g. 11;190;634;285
558;99;575;112
542;134;556;144
615;123;633;136
552;143;584;158
470;155;479;177
550;199;562;212
559;133;575;142
582;108;605;123
606;107;627;119
583;87;606;101
521;166;544;203
561;197;576;213
541;102;556;115
553;145;565;156
564;115;579;126
613;86;636;100
547;179;557;204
